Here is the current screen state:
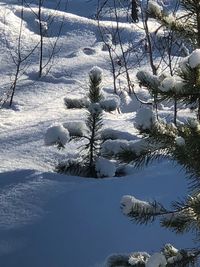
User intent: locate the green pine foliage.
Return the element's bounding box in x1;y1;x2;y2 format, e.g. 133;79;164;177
148;0;200;48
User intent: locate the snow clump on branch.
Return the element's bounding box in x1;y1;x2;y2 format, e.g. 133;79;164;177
45;124;70;146
188;49;200;69
101;139;149;157
175;136;185;146
63;121;88;137
100;95;120;112
128;252;150;265
148;0;163;18
159;76;185;93
121;195;161;215
135;108;156;131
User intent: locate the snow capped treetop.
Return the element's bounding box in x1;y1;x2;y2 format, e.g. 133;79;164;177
146;253;167;267
44;124;70;147
121;195;161;215
188;49;200;69
135;107;156;131
89;66;103;83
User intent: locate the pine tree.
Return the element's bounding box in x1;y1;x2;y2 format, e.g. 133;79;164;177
105;1;200;266
148;0;200;49
56;66;118;178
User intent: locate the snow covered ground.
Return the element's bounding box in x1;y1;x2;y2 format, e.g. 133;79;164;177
0;0;195;266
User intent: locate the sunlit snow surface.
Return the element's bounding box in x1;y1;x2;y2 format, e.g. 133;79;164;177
0;0;194;266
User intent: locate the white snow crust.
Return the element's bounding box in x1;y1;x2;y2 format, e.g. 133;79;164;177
44;124;70;146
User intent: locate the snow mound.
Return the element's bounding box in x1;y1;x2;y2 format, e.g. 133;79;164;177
95;158;116;178
44;124;70;146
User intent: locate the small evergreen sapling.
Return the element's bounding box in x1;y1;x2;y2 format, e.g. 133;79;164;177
55;66;117;178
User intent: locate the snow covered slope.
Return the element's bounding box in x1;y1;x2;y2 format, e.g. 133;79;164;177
0;165;193;267
0;0;194;266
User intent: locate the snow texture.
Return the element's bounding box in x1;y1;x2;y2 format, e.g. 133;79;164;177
44;124;70;146
95;157;116;178
146;253;167;267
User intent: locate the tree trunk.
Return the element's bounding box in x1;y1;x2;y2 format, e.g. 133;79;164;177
131;0;139;23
